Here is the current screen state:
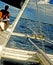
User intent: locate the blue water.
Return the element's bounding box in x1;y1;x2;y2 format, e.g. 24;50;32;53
7;17;53;54
0;1;53;55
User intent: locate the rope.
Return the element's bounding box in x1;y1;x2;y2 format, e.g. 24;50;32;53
44;1;50;43
36;0;45;50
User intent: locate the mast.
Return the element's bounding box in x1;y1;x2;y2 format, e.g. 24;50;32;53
8;0;29;32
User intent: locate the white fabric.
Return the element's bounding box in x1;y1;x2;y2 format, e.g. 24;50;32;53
0;22;5;30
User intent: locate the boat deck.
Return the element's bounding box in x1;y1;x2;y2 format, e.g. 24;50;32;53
0;31;10;46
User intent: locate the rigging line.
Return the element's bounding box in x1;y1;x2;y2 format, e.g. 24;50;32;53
44;1;50;41
36;0;42;34
26;27;36;34
45;39;53;44
36;0;45;50
43;35;53;44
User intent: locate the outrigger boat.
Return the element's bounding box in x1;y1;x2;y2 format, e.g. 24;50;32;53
0;0;53;65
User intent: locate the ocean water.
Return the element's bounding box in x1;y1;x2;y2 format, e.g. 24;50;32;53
7;17;53;54
0;1;53;55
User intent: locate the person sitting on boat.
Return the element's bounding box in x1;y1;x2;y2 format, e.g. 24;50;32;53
0;5;10;30
0;14;5;31
0;12;5;31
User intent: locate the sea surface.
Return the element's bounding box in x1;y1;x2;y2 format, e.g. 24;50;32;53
0;1;53;55
7;17;53;55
